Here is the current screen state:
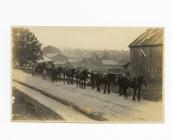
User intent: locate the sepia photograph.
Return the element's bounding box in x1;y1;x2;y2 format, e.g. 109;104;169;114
11;26;163;122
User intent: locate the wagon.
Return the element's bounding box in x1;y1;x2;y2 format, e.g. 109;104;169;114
33;60;54;78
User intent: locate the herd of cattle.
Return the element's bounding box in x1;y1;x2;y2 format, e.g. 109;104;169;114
31;61;147;101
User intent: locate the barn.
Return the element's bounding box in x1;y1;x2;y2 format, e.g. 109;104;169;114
129;28;163;82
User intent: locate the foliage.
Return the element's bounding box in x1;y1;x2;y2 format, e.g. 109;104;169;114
91;53;102;65
12;28;42;66
42;45;61;54
102;50;109;59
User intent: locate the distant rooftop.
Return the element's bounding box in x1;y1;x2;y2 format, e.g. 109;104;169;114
42;55;51;61
53;61;67;65
43;53;59;58
101;60;118;65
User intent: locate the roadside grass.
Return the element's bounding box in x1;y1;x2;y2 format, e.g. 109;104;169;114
12;87;63;121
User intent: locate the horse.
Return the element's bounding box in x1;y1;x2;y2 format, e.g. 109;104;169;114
77;69;89;88
103;73;116;94
119;75;147;101
32;62;44;77
63;68;76;85
95;72;104;92
32;61;55;80
95;72;116;94
62;67;68;83
68;68;76;85
90;71;97;89
116;75;126;96
75;69;82;87
51;67;63;82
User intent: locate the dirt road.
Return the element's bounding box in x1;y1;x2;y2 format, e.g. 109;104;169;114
12;69;163;122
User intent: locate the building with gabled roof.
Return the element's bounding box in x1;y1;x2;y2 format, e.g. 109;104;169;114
42;55;51;61
43;53;69;67
129;28;163;82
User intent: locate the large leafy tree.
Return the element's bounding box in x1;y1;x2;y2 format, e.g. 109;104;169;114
42;45;61;54
12;28;42;66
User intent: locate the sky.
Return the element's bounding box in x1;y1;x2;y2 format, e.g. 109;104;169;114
27;26;147;51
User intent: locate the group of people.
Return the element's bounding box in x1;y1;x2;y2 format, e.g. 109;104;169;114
32;63;147;101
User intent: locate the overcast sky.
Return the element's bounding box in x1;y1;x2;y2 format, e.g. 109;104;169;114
27;27;147;51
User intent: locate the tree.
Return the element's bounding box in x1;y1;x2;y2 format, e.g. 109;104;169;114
91;53;102;65
42;45;61;54
12;28;42;66
102;50;109;59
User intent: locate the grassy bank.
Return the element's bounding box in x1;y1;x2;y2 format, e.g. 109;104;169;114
12;87;63;121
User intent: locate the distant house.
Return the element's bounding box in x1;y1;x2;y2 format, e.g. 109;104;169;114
43;53;58;58
101;59;123;73
81;58;97;69
129;28;163;82
42;55;51;61
43;53;69;67
51;53;69;67
122;62;130;75
101;60;118;66
68;58;81;67
68;58;80;63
